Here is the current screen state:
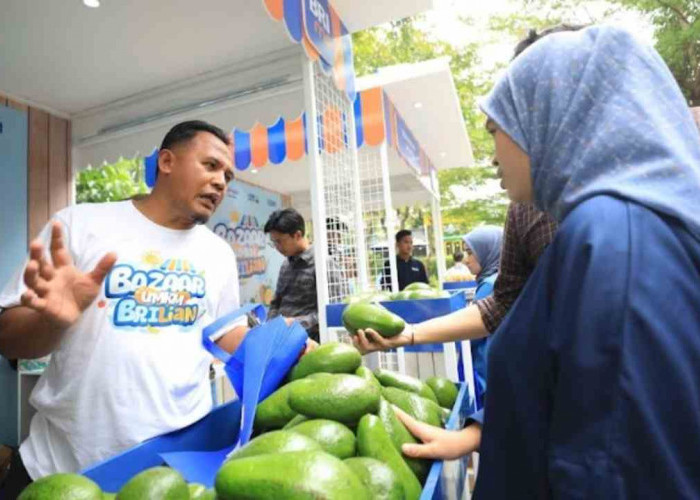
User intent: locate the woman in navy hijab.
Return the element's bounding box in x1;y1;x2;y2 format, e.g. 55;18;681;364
398;25;700;498
463;226;503;409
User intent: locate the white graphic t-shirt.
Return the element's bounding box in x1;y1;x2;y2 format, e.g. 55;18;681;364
0;200;243;478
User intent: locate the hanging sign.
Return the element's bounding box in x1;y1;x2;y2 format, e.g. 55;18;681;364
395;113;422;176
207;181;285;306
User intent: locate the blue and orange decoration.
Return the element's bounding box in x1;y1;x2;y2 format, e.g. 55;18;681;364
143;1;434;185
263;0;356;103
144;87;436;187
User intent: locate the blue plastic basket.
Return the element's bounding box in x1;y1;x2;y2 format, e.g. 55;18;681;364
421;382;475;499
326;291;467;353
82;400;242;493
82;383;474;498
442;281;477;291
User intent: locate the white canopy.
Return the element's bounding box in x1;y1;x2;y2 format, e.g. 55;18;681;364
0;0;433;116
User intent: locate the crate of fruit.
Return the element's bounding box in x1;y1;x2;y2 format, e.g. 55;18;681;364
327;286;467;329
326;285;467;354
71;348;475;499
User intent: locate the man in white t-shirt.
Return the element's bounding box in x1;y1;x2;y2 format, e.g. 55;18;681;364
0;120;254;493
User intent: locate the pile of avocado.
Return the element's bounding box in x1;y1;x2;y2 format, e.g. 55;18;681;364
18;343;459;499
345;282;451;305
16;467;211;499
224;342;459;500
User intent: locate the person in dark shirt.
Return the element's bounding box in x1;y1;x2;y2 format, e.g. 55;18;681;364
380;229;429;291
265;209;343;342
265;209;319;341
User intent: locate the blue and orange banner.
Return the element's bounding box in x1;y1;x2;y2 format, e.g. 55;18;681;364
231;114;307;171
144;87;435;185
263;0;356;102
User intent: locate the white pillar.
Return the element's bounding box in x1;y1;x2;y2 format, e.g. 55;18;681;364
302;56;330;344
380;143;399;294
431;169;447;285
379;142;405;373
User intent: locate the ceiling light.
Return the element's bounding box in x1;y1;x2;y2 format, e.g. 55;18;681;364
251;168;259;174
83;0;100;7
440;152;447;158
413;102;423;109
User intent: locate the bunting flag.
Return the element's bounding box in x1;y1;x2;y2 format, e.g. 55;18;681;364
145;149;159;187
357;87;385;147
262;0;356;102
143;88;435;186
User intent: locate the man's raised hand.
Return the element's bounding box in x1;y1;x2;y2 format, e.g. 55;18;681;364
21;222;117;330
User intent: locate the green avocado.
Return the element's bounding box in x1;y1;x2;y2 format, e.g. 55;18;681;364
342;302;405;338
116;467;189;500
289;342;362;381
344;457;404;500
426;376;459;409
407;289;442;300
355;366;382;391
255;380;303;431
18;473;102;500
381;387;444;428
226;430;322;461
403;282;433;292
187;483;216;499
215;450;371;500
356;414;422;500
282;413;309;429
345;291;392;304
374;369;439;403
377;397;432;483
291;419;356;459
390;291;412;301
288;374;381;425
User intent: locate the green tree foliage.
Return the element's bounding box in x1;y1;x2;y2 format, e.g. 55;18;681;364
503;0;699;105
353;19;509;241
75;157;149;204
442;196;510;230
620;0;699;105
354;19;495;163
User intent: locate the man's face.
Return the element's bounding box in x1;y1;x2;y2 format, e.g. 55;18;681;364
486;118;533;203
159;132;234;224
269;230;303;258
397;236;413;257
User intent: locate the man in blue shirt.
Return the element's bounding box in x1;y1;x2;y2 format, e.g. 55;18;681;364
381;230;429;291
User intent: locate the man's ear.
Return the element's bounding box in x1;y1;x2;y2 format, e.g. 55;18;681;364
158;149;176;176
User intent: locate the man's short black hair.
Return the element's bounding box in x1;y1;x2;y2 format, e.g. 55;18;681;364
160;120;230;151
512;24;587;60
264;208;306;236
395;229;412;243
453;251;464;263
155;121;230;182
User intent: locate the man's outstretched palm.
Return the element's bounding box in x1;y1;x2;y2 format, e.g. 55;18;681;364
21;222;117;330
